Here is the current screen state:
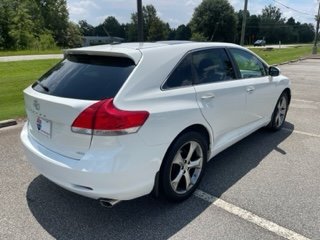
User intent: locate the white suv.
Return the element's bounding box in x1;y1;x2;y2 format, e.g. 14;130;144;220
21;42;290;206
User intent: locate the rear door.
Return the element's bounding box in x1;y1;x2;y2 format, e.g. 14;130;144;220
192;48;248;149
25;54;135;159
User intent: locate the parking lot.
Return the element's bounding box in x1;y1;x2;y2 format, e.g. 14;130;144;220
0;59;319;240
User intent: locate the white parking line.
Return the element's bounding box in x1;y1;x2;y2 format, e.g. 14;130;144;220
292;99;320;105
194;190;310;240
283;128;320;138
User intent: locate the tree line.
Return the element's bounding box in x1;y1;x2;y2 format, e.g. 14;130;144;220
0;0;80;50
0;0;316;50
79;0;315;45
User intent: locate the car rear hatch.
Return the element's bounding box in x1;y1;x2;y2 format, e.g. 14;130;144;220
24;52;138;160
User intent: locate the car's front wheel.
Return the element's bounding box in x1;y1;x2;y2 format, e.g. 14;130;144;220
268;92;289;130
160;131;208;202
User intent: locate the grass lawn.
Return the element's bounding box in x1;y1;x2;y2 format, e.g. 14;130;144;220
249;45;312;65
0;59;60;121
0;49;63;57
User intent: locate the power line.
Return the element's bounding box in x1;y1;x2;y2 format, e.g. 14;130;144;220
271;0;314;17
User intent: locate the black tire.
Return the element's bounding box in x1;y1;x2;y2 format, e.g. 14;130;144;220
160;131;208;202
267;92;289;131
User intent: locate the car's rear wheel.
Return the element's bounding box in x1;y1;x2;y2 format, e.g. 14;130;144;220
268;92;289;131
160;132;208;202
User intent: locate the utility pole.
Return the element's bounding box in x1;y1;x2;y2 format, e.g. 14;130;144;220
137;0;144;42
312;1;320;54
240;0;248;46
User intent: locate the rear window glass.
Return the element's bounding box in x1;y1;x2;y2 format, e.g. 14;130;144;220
32;55;135;100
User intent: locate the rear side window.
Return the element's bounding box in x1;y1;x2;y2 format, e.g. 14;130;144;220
33;55;135;100
162;55;193;89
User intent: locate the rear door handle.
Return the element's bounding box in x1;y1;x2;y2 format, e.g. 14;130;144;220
246;86;255;93
201;94;215;100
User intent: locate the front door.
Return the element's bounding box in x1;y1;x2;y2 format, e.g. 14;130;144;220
228;48;277;123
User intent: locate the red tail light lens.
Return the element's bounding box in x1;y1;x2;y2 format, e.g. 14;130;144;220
71;99;149;135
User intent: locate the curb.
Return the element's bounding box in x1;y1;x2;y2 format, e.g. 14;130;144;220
0;119;17;129
273;54;320;66
273;57;308;67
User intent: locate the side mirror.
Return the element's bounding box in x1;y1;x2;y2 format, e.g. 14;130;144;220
269;66;280;77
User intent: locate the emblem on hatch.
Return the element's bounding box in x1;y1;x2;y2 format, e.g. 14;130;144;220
33;100;40;111
36;117;42;130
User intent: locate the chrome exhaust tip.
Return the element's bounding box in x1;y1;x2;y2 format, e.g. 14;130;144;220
99;198;121;208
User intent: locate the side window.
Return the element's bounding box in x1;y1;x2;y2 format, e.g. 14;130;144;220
229;48;267;79
162;55;193;89
192;48;235;84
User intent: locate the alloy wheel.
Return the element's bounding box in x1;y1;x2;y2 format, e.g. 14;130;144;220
275;96;288;128
169;141;204;194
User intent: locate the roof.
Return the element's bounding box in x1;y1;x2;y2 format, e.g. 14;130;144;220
64;41;241;65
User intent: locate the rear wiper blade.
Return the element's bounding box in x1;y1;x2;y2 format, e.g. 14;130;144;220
36;80;49;92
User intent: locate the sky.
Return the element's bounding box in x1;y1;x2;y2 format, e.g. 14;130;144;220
67;0;319;28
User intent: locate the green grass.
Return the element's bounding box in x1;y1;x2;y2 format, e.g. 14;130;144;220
0;59;60;120
249;45;312;65
0;49;63;57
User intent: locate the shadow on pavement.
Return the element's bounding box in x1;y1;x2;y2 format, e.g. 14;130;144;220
201;123;294;196
26;123;294;240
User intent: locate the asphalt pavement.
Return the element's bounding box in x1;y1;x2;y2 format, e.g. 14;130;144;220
0;59;319;240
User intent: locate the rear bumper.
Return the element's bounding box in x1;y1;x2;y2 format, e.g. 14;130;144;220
21;123;166;200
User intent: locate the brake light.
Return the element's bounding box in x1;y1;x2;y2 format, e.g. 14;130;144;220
71;99;149;135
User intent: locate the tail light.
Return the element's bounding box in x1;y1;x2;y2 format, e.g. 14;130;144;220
71;99;149;136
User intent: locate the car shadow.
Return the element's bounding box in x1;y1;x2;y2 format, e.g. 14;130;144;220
26;123;294;240
200;122;294;196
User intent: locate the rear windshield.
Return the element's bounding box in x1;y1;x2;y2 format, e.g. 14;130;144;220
32;55;135;100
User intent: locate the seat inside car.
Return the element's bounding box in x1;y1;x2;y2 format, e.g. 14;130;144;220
197;58;221;84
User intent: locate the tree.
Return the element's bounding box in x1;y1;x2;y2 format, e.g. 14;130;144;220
148;19;168;41
95;16;125;38
286;17;295;26
189;0;237;42
0;0;15;49
175;24;192;40
0;0;66;50
35;0;69;46
285;17;298;43
261;5;284;22
298;23;314;43
66;22;82;47
247;15;260;44
78;20;95;36
259;5;286;44
9;1;36;49
127;4;169;41
191;32;207;41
